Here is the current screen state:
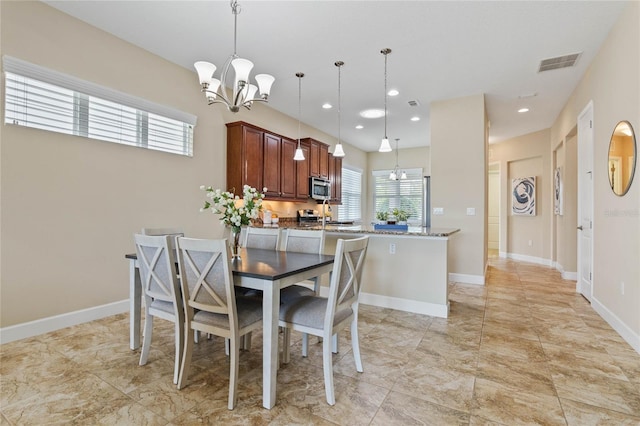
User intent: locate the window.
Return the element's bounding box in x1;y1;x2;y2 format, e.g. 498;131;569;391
373;168;423;224
3;56;196;156
339;166;362;222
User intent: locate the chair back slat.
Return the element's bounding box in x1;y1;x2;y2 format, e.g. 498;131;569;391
244;227;282;250
176;237;237;323
134;234;180;303
283;229;325;254
325;236;369;328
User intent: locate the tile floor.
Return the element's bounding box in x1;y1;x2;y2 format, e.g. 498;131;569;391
2;255;640;425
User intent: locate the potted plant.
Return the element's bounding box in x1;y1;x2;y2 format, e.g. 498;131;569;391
375;211;388;224
392;208;410;225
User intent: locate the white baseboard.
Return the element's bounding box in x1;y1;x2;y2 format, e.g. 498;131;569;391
0;300;129;344
449;272;485;285
359;292;449;318
319;285;449;318
591;297;640;355
506;252;553;267
554;262;578;281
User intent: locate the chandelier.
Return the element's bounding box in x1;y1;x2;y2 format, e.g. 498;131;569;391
333;61;346;157
194;0;275;113
389;138;407;180
293;72;306;161
378;48;392;152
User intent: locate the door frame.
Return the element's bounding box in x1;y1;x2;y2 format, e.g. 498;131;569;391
577;101;594;300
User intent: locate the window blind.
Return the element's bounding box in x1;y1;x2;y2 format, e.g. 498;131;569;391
3;55;196;156
338;166;362;221
373;168;423;224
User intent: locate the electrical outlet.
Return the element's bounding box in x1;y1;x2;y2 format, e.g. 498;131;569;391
433;207;444;215
389;243;396;254
467;207;476;216
528;240;533;247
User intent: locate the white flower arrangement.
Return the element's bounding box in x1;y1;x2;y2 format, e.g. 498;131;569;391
200;184;266;233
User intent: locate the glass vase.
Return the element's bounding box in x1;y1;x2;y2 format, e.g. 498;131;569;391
230;227;242;260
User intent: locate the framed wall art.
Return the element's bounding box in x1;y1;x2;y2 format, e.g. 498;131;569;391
512;176;536;216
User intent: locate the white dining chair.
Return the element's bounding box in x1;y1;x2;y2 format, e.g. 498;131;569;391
279;236;369;405
243;226;282;250
134;233;184;385
279;228;326;356
175;237;263;410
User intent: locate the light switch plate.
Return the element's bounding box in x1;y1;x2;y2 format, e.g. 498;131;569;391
467;207;476;216
433;207;444;215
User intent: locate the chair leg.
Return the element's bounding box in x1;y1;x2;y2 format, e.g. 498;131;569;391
177;328;195;389
350;318;363;372
173;319;184;385
228;335;240;410
242;332;252;351
332;333;339;354
194;330;199;344
225;338;230;356
322;333;336;405
139;312;154;366
302;333;309;357
282;327;291;364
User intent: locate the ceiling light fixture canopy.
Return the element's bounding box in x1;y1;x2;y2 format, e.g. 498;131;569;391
379;48;393;152
333;61;346;158
194;0;274;113
293;72;306;161
389;138;406;180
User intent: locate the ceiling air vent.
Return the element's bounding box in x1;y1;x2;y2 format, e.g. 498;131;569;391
408;100;420;107
538;53;582;72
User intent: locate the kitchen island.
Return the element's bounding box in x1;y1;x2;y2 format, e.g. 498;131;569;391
254;223;459;318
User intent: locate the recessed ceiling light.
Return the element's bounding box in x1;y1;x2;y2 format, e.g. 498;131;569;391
355;125;364;129
518;108;529;113
388;89;399;96
360;109;385;119
410;116;420;121
322;103;332;109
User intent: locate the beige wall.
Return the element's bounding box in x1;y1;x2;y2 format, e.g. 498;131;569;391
489;129;552;260
550;1;639;339
366;147;430;224
0;1;364;327
430;94;487;280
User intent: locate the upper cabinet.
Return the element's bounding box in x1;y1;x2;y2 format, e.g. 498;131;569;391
226;122;338;203
302;138;329;179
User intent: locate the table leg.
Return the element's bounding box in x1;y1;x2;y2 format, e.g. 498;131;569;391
129;259;141;350
262;280;280;409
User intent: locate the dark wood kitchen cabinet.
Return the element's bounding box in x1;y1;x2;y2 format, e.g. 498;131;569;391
302;138;329;179
227;121;315;201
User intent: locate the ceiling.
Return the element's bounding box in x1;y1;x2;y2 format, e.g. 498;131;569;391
43;1;628;152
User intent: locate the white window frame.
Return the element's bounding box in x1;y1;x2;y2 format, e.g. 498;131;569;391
338;165;362;222
372;168;423;225
3;55;197;157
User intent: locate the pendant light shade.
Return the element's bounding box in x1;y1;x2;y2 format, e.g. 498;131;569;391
294;72;306;161
389;138;406;180
378;48;393;153
333;61;346;158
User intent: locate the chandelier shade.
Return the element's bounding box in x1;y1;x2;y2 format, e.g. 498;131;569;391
389;138;406;180
378;48;393;152
194;1;274;113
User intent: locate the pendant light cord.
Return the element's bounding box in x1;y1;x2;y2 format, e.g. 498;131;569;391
296;72;304;147
231;0;240;56
381;48;391;140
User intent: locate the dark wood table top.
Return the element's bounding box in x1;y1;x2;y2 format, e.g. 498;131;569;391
126;247;334;281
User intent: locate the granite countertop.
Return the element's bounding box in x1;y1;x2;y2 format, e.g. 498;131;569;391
256;222;460;237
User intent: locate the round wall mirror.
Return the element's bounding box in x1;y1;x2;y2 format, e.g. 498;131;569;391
608;121;637;196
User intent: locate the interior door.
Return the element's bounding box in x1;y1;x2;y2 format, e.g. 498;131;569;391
577;102;594;301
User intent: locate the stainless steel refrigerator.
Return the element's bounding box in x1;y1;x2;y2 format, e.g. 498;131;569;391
423;176;431;228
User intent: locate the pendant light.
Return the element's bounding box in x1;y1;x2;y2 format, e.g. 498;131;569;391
293;72;306;161
389;138;407;180
378;48;393;153
333;61;346;158
194;0;274;113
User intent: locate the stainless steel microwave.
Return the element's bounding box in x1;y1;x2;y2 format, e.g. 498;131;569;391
310;177;331;201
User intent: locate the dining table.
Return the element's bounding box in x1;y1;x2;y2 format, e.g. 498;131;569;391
125;246;335;409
